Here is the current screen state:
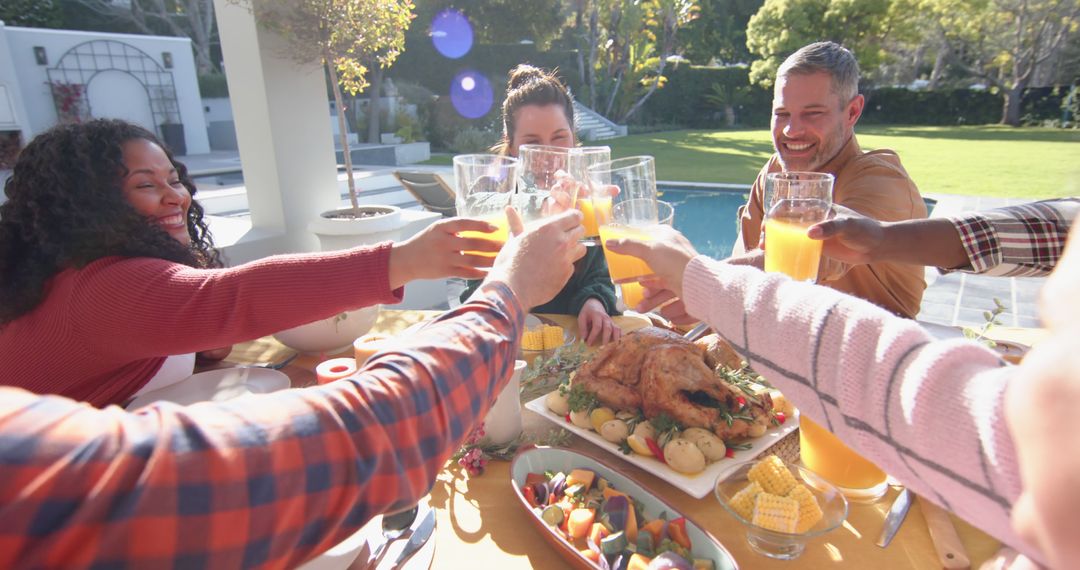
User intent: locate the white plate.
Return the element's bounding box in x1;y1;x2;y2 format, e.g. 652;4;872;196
524;395;799;498
126;367;291;410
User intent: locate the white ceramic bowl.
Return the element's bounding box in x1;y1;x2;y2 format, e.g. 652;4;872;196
273;306;379;354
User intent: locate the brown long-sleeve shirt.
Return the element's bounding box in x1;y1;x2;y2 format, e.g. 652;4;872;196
738;135;927;318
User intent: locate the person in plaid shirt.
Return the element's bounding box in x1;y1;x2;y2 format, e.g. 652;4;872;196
807;198;1078;276
0;208;585;569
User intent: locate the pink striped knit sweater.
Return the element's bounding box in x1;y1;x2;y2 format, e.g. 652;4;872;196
0;244;403;407
682;256;1038;563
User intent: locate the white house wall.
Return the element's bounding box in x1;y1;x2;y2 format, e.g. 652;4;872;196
3;26;209;155
0;23;32;143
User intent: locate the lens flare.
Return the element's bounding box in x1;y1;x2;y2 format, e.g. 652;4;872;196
431;9;473;59
451;70;493;119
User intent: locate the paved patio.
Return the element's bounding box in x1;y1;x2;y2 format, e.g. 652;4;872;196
919;194;1045;328
181;151;1046;328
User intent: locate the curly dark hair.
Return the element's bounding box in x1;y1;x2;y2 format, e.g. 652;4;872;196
0;118;221;324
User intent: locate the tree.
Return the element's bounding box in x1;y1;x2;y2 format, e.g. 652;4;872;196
680;0;762;65
915;0;1080;125
745;0;912;88
584;0;699;122
411;0;567;48
236;0;415;215
0;0;62;28
71;0;218;75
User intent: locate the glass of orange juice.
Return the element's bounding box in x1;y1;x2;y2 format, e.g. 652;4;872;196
453;154;519;258
616;200;674;312
764;171;888;501
763;171;833;282
588;156;661;283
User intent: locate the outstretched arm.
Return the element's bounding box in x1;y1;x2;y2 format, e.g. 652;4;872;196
0;283;523;569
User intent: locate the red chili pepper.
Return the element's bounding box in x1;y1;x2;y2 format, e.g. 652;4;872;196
565;413;572;423
736;396;746;408
645;437;666;464
775;411;787;424
725;447;736;459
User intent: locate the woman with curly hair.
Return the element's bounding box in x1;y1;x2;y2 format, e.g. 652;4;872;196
462;64;622;345
0;119;500;407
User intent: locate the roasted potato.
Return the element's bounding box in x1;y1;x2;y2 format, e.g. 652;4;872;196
663;438;706;474
681;427;727;462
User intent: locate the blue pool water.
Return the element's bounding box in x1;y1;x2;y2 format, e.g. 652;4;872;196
660;186;750;260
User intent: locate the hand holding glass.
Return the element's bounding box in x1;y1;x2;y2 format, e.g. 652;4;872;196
453;154;519;258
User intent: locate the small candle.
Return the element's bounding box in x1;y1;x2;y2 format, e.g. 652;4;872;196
316;357;357;385
354;333;391;366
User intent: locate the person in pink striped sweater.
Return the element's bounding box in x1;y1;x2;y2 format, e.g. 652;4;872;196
607;226;1080;569
0;119;504;407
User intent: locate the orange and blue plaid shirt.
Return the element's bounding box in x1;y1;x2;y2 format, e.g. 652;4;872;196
946;198;1079;277
0;282;523;569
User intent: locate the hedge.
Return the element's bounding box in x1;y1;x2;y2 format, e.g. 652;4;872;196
636;65;1077;127
638;65;772;128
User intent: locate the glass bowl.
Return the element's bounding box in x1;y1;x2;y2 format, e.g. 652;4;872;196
714;457;848;560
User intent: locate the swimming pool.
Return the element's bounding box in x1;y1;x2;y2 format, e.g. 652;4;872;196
660;185;750;260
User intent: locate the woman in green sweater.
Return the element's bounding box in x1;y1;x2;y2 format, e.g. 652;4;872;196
462;64;621;345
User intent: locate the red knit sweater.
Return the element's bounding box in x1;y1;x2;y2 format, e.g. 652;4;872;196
0;244;403;407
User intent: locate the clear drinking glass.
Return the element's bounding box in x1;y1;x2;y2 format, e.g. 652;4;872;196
587;156;660;284
618;200;673;311
453;154;520;258
762;172;834;282
763;171;889;502
518;145;611;235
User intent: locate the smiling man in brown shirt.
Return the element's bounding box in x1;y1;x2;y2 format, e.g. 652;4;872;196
733;41;927;318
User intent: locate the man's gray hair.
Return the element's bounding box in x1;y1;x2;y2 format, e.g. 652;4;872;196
777;41;860;103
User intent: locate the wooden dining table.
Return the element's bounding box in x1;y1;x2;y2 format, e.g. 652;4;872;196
222;309;1038;569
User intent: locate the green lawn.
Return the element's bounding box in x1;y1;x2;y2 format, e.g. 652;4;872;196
425;126;1080;198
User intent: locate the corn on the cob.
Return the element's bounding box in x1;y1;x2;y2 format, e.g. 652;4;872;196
729;481;762;521
748;455;797;495
522;329;544;351
787;484;823;533
542;325;564;349
751;492;799;533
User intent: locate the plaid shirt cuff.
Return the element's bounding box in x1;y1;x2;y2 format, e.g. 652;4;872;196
944;199;1078;277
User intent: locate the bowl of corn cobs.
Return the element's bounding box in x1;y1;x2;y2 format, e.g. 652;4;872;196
521;315;575;357
714;455;848;560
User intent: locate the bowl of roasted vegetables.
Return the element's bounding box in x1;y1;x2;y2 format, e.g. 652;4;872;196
511;446;738;570
714;456;847;560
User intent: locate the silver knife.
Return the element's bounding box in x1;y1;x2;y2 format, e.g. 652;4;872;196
876;487;913;547
391;508;436;566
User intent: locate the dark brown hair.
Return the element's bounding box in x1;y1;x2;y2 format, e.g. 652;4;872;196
0;119;220;324
497;64;575;154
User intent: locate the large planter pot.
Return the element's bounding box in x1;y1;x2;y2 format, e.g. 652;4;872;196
308;205;405;251
273;306;380;355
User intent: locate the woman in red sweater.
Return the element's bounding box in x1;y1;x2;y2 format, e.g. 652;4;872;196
0;119;500;407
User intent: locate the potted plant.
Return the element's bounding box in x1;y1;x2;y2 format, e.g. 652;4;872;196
230;0;417;355
233;0;416;245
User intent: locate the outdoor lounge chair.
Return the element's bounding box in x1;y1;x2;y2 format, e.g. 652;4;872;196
393;170;457;217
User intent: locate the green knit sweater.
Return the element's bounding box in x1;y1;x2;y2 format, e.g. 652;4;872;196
460;246;619;316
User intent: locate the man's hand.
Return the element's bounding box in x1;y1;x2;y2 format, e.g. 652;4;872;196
578;298;622;346
806;206;884;265
389;217;504;289
604;225;698;299
484;208;586;309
